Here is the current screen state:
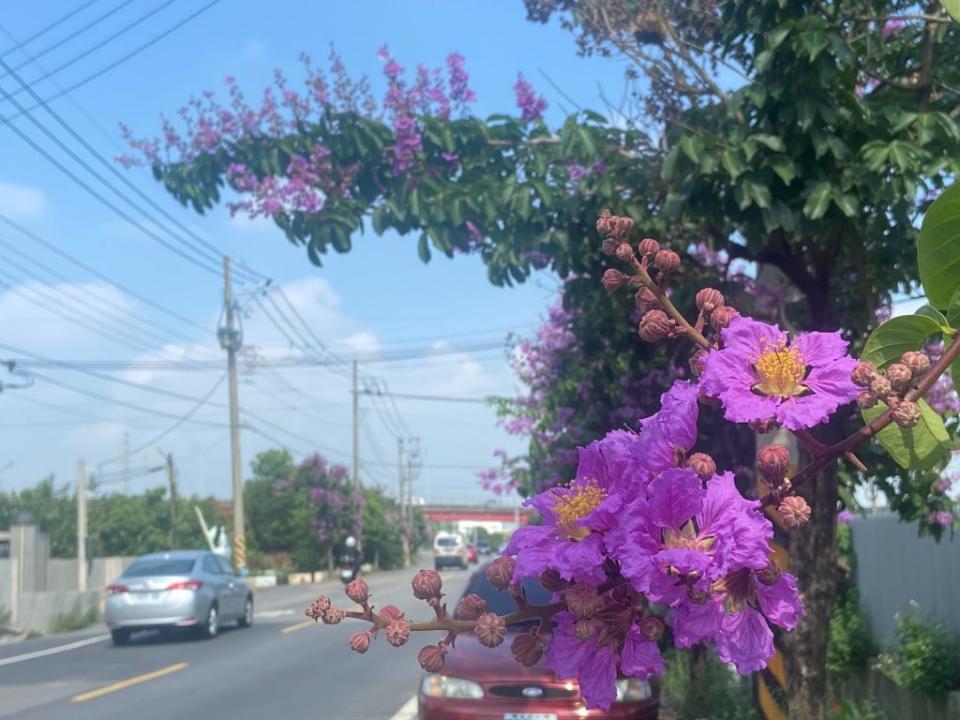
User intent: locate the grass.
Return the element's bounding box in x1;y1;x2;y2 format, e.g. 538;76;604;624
50;603;100;634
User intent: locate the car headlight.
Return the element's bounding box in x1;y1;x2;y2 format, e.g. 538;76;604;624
615;678;652;702
420;674;484;699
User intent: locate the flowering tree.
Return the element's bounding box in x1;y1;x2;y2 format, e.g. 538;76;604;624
122;4;960;715
305;206;960;712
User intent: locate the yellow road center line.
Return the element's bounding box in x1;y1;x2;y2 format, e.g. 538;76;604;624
71;662;188;703
281;619;317;634
440;573;454;581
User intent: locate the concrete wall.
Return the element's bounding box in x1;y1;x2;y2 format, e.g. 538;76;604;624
0;558;11;619
45;556;135;591
851;513;960;647
15;589;101;634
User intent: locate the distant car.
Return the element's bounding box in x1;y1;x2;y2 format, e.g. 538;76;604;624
105;550;253;646
476;541;492;556
418;564;660;719
466;545;479;564
433;532;469;570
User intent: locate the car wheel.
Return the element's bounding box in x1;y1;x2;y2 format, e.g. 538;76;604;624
238;596;254;628
434;560;441;571
110;629;130;647
198;603;219;639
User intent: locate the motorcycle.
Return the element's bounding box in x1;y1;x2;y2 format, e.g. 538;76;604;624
338;535;361;585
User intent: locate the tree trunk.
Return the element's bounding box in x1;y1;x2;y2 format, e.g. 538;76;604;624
783;464;840;720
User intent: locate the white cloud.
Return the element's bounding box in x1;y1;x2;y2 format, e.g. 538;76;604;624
0;182;47;219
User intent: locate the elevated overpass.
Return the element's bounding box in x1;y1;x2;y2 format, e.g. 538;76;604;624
420;503;532;527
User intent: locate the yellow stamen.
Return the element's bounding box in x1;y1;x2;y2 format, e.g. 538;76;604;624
753;344;807;398
553;480;606;541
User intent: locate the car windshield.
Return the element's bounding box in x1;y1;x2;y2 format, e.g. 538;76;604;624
436;537;459;547
124;559;196;577
460;567;552;622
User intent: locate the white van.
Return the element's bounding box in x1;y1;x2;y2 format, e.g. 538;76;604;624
432;532;469;570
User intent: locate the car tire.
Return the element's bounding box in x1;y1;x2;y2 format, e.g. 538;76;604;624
110;629;130;647
238;596;254;628
198;603;219;640
434;560;441;571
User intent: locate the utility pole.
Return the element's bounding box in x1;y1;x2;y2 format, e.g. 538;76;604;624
77;459;87;592
166;453;178;549
397;437;410;566
219;257;246;573
352;359;360;489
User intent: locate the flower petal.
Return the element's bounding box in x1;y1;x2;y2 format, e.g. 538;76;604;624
721;316;786;357
717;386;780;425
792;330;849;367
622;625;665;678
578;644;619;710
715;606;774;673
671;598;723;648
648;468;704;528
756;573;804;631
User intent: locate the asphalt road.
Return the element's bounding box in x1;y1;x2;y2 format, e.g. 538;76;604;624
0;562;472;720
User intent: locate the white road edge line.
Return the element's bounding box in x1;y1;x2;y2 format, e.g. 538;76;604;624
254;609;295;618
388;695;418;720
0;634;109;667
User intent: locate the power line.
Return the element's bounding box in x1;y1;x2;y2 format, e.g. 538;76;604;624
362;390;491;404
0;0;104;57
7;0;223;121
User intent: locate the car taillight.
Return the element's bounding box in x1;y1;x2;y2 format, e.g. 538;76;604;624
106;584;128;595
167;580;203;591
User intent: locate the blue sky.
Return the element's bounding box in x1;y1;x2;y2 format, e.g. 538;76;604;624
0;1;629;503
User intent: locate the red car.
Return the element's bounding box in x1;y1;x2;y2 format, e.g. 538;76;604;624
418;566;659;719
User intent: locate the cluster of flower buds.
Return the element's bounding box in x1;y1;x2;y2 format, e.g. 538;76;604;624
757;444;810;528
851;350;931;427
305;594;345;624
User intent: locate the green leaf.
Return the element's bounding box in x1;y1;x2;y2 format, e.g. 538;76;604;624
770;156;797;185
941;0;960;23
861;315;943;369
916;304;949;327
947;287;960;328
721;149;746;179
832;191;859;218
803;181;832;219
918;181;960;309
417;232;431;263
749;134;785;152
577;126;598;156
679;135;702;163
862;400;950;470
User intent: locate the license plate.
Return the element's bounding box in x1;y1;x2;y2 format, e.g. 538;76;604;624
133;591;163;602
503;715;557;720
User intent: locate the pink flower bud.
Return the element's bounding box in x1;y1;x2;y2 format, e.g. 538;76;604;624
486;556;516;590
475;612;507;648
321;607;345;625
455;593;487;620
385;619;412;647
612;216;635;239
639;309;674;342
596;209;614;237
758;444;791;482
411;569;443;600
511;631;546;667
573;617;597;640
601;237;619;256
601;268;629;291
891;400;921;428
615;243;636;264
639;615;665;642
539;568;567;592
779;496;812;529
417;644;447;672
653;249;681;275
749;418;781;434
687;452;716;481
345;577;369;605
565;583;604;618
349;631;371;654
901;351;930;376
885;362;913;391
856;391;877;410
634;287;660;313
884;394;901;409
756;559;782;586
637;237;661;257
710;305;739;331
306;595;332;620
869;375;892;399
689;349;708;378
695;288;725;314
380;604;404;623
851;361;877;387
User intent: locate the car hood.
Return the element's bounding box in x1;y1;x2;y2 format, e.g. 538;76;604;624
442;631;563;683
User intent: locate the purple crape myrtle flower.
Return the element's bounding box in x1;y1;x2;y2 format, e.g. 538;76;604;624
837;509;855;525
883;18;906;38
701;316;859;431
506;429;650;585
513;72;547;122
636;379;700;472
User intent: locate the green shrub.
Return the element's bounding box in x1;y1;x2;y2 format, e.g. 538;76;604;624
878;613;960;698
50;603;99;634
828;699;886;720
661;648;755;720
828;525;876;679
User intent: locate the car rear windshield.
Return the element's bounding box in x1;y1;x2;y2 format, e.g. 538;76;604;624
124;559;196;577
461;567;552;618
436;537;459;547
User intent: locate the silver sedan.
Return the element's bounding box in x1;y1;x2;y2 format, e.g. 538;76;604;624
105;550;252;645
